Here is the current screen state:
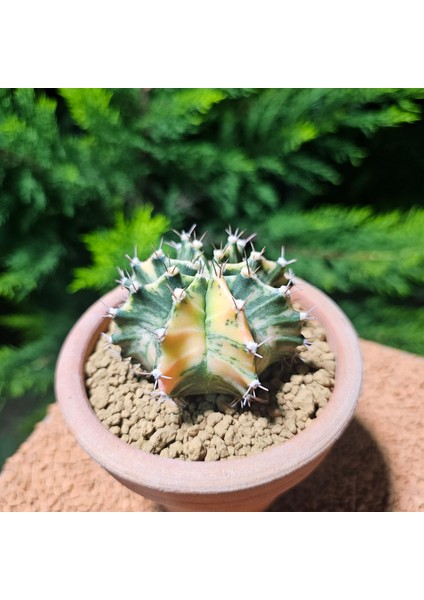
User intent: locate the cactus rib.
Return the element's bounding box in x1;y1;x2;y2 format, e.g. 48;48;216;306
110;227;306;407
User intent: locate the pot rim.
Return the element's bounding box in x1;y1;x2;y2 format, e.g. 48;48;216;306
55;278;362;495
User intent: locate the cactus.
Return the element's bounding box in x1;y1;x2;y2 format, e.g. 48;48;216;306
107;226;309;407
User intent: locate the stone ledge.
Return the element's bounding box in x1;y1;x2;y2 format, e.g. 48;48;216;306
1;339;423;511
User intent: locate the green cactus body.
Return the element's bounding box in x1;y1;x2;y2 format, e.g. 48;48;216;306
110;227;307;407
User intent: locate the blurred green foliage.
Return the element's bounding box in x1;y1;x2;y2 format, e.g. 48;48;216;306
1;87;423;468
258;206;424;355
71;206;169;292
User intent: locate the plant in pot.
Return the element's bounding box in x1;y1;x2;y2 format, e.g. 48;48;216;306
56;225;362;511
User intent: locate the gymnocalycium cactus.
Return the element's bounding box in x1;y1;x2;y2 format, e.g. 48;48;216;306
106;226;311;408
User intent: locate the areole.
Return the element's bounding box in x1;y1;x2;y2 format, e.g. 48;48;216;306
56;278;362;511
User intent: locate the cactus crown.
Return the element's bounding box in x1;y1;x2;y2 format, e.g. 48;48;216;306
109;226;307;408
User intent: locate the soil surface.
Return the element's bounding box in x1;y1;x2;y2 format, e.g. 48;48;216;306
85;319;335;461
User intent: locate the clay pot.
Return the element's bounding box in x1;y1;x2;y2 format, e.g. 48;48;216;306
56;279;362;511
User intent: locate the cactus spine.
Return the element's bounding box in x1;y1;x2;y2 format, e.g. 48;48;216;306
109;227;307;407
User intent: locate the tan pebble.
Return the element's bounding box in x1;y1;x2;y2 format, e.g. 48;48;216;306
106;413;121;426
168;441;183;458
296;410;309;423
290;375;303;385
198;429;213;442
147;427;177;452
139;421;155;438
168;414;181;425
111;400;124;414
133;396;143;409
134;438;144;449
292;390;315;415
85;364;96;377
219;446;229;459
320;341;330;352
282;382;292;393
239;412;253;424
206;412;224;427
308;381;326;399
128;412;139;425
91;393;110;411
322;360;336;376
164;401;179;414
129;423;140;437
271;424;283;434
213;419;229;439
91;367;108;382
304;373;313;384
155;415;166;429
210;434;228;454
205;446;220;461
187;424;201;437
148;407;159;420
251;443;264;453
285;408;296;420
317;396;329;408
176;429;185;442
96;353;112;368
95;406;107;421
313;369;332;387
121;420;130;435
238;425;253;438
240;435;252;446
224;426;235;445
285;419;297;434
185;437;206;461
109;426;120;435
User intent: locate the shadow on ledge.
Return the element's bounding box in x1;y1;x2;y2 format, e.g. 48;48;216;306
268;417;392;512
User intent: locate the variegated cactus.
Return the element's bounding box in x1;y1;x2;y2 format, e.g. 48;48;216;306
106;226;310;407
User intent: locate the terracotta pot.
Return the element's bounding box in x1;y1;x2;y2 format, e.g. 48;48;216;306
56;279;362;511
